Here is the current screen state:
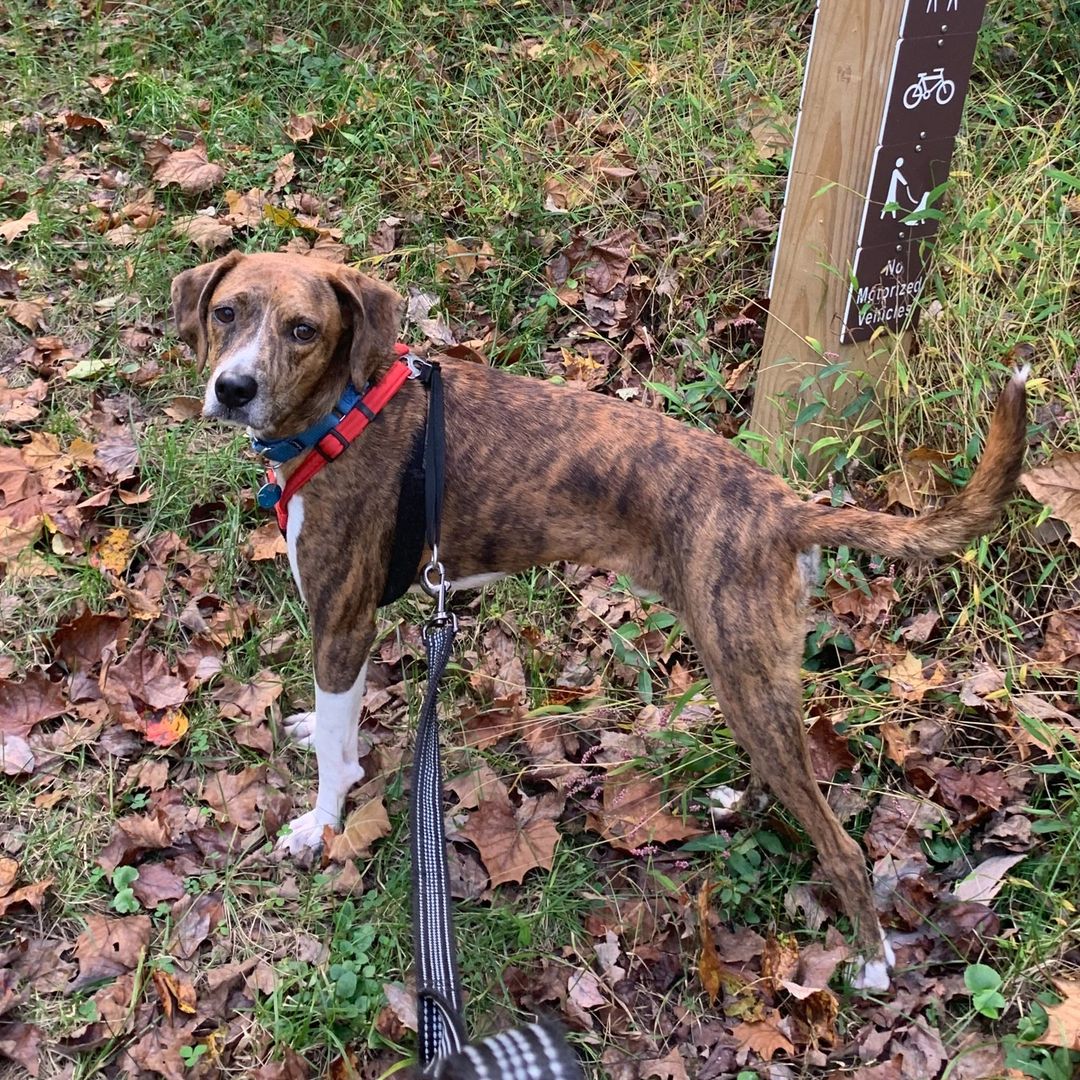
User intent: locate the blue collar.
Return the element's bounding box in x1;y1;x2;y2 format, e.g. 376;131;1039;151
250;381;366;463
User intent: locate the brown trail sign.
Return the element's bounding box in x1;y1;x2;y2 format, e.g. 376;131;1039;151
752;0;988;474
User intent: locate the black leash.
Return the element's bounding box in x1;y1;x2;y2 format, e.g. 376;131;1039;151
407;360;583;1079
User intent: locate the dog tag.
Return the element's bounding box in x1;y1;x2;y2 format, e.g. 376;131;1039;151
257;481;283;509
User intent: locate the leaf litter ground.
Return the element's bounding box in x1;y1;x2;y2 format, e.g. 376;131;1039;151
1;2;1079;1078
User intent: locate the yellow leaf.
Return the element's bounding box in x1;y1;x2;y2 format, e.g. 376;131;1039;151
93;528;134;575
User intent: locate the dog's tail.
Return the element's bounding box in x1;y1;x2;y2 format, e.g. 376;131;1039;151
793;368;1029;560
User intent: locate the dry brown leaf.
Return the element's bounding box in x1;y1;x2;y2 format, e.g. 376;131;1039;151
270;152;296;192
732;1008;795;1059
1;299;47;332
1021;454;1080;545
586;772;704;852
0;876;53;917
460;792;562;887
152;139;225;194
200;766;267;830
807;715;856;781
71;914;152;990
950;853;1026;903
245;520;287;560
882;652;948;702
327;798;392;861
0;671;68;736
170;891;224;960
1034;610;1080;670
0;1022;42;1076
825;575;899;623
224;187;267;228
0;733;35;776
1037;978;1080;1051
0;210;39;243
0;378;48;423
173;213;234;252
883;446;955;511
697;881;722;1004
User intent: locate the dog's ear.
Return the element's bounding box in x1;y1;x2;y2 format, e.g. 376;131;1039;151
170;252;243;369
329;266;404;386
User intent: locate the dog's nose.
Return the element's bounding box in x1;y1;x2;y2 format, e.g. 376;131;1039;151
215;372;258;408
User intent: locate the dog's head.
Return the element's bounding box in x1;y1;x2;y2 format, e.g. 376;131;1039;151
170;252;403;439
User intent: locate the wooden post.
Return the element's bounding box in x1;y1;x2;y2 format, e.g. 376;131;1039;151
753;0;986;476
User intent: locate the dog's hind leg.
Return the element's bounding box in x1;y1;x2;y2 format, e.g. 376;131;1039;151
690;573;891;989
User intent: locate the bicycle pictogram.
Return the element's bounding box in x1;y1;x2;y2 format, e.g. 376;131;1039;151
902;67;956;109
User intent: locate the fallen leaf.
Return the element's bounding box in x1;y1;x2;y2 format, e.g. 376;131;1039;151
0;671;67;736
170;891;224;959
807;716;856;781
1;300;47;332
245;520;287;560
131;863;187;907
200;766;268;830
327;798;392;861
882;652;948;702
224;187;267;227
0;876;53;918
950;853;1027;903
1021;454;1080;545
71;913;152;990
586;772;704;852
97;811;174;872
1034;610;1080;670
0;1022;42;1076
0;210;39;243
173;214;234;252
883;446;955;511
152;139;225;194
145;709;189;747
732;1008;795;1059
0;378;47;423
1037;979;1080;1051
697;882;722;1004
91;527;135;575
460;792;562;887
825;576;899;623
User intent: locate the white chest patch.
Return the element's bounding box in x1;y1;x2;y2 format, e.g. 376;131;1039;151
285;493;307;603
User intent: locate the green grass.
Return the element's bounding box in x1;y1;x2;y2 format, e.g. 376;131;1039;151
2;1;1079;1077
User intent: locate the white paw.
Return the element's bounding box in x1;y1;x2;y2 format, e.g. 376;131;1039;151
708;784;770;823
276;809;334;857
850;932;895;992
283;711;316;747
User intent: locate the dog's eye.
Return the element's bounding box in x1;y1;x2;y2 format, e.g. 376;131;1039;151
213;306;235;324
293;323;317;343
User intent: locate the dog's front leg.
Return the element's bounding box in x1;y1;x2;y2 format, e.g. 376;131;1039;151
276;661;370;857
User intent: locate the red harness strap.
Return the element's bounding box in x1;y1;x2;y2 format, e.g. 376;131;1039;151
268;347;414;532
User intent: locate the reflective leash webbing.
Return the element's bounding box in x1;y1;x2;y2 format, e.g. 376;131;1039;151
408;360;583;1080
411;614;465;1068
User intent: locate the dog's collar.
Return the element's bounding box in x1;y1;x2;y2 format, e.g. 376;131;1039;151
257;344;429;534
251;382;367;463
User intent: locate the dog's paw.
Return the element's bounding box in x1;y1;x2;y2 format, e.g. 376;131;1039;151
275;810;332;859
708;784;770;823
850;933;896;993
283;711;316;747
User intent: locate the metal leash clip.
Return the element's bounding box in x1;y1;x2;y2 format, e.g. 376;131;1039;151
421;545;457;635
